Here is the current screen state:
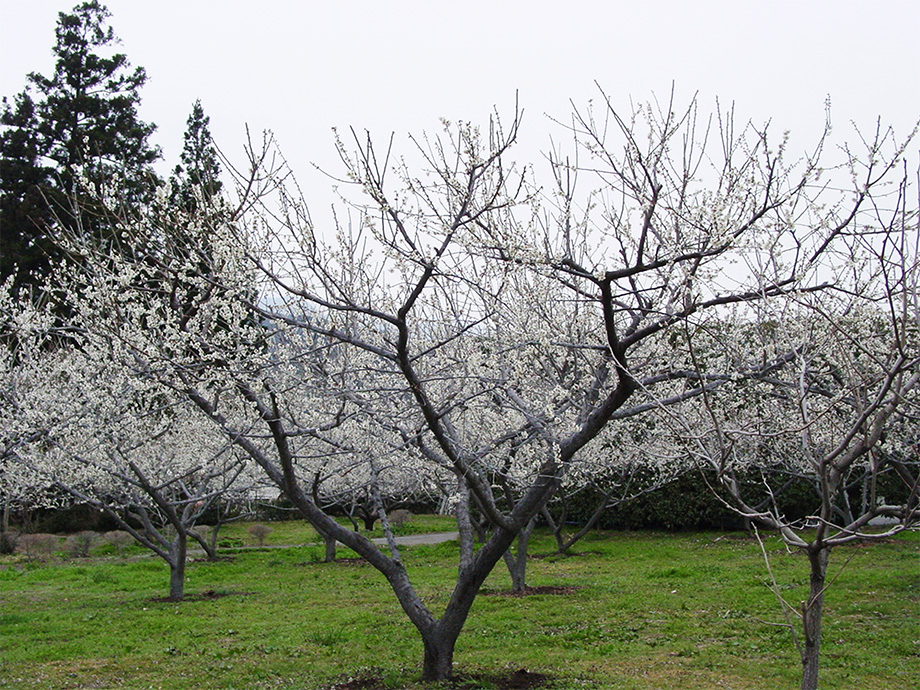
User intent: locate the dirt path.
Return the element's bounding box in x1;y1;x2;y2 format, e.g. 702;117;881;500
369;531;459;547
200;531;462;553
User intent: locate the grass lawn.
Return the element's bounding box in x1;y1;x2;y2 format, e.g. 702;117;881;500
0;521;916;689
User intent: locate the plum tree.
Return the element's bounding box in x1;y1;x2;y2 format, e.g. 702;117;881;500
38;91;915;680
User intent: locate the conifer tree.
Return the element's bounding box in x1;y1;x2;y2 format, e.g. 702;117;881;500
169;100;222;214
0;93;54;291
161;100;228;289
0;1;160;294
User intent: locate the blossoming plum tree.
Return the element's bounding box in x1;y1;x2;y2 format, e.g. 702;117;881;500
5;338;253;599
1;281;259;599
52;91;915;680
659;179;919;689
0;287;62;534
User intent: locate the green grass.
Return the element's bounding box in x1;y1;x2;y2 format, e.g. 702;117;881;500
0;522;916;689
207;513;459;549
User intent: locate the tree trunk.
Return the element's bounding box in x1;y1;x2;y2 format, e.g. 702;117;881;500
421;629;457;681
541;505;565;554
188;525;217;561
168;532;188;601
324;533;337;562
800;546;828;690
505;553;527;592
415;523;530;680
318;530;336;562
208;522;222;557
502;517;535;592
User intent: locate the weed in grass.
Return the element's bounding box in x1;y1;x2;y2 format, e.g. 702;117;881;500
309;626;349;648
91;568;117;584
0;613;28;625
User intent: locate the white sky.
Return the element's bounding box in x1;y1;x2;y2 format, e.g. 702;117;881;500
2;0;918;201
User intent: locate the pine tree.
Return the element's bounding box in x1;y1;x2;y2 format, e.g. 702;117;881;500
158;101;261;353
161;100;227;281
0;1;160;294
169;100;222;215
0;92;54;291
30;1;161;221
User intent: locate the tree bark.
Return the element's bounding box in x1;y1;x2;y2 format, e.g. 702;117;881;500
208;522;222;557
502;517;535;592
323;532;337;562
455;478;476;572
189;526;217;561
421;627;457;682
168;532;188;601
800;546;828;690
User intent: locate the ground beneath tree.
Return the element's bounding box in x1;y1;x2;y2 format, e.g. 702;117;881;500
330;667;550;689
481;585;581;597
148;589;252;603
191;555;236;562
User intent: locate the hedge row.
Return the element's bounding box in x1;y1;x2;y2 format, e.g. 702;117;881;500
548;466;912;531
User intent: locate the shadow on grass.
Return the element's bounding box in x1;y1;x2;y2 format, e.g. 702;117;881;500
328;667;551;689
148;588;253;603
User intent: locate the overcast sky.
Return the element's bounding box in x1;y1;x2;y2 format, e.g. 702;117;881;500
2;0;918;199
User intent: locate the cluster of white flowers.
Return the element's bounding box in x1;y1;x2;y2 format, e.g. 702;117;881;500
3;94;915;588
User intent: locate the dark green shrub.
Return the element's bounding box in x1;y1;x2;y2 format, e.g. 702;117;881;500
602;472;744;531
29;503;119;534
550;468;822;532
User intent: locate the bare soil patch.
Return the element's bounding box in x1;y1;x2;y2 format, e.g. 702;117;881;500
329;667;551;689
532;550;603;559
294;557;368;567
330;678;386;690
191;555;236;563
148;589;252;603
490;668;551;689
482;585;581;598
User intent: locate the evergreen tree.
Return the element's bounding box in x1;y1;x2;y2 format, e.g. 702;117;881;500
0;1;160;294
162;100;227;282
157;102;262;354
0;92;54;291
169;100;222;214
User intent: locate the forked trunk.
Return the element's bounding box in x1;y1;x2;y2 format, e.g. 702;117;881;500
541;506;567;555
800;547;828;690
502;517;535;592
421;630;457;682
208;523;222;556
505;553;527;592
415;524;528;680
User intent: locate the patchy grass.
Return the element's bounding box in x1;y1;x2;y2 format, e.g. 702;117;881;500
210;513;459;549
0;522;916;689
